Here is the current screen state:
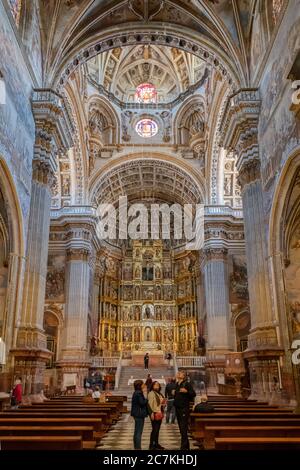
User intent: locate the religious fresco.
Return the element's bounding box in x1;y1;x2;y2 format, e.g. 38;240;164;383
259;11;300;195
46;254;66;302
285;224;300;337
0;1;35;228
229;255;249;304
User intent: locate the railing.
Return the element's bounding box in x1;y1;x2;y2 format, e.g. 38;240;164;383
90;356;120;368
114;354;123;390
176;356;206;368
205;206;243;219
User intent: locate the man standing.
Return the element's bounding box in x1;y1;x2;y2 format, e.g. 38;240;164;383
144;352;149;370
165;378;176;424
174;370;196;450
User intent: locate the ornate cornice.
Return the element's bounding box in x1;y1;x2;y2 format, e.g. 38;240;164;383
31;89;74;174
219;89;261;174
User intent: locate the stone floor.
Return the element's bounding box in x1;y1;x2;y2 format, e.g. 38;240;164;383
98;413;198;450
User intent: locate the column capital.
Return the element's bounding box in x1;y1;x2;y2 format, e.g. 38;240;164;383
219;88;261;167
32;89;74;174
237;157;261;190
66;248;91;262
203;247;228;263
32;159;55;186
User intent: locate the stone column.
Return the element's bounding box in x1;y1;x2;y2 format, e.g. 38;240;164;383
219;89;282;401
203;247;231;356
12;90;73;394
58;248;92;388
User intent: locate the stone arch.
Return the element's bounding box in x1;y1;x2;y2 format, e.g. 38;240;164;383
89;152;206;206
43;308;63;367
269;145;300;403
52;26;244;93
174;95;207;157
88;95;120;148
0;158;25;358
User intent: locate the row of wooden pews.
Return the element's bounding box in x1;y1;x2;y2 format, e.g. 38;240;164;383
0;394;127;450
190;395;300;450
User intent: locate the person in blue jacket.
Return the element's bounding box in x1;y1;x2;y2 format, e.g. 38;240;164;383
131;380;148;450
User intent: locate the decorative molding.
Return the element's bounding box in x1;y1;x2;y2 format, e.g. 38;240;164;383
204;247;228;263
219;89;261;171
31;89;75;176
66;248;90;262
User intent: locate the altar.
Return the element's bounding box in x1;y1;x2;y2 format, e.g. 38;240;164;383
131;349;165;367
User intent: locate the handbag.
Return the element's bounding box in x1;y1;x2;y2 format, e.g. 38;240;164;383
154;411;164;421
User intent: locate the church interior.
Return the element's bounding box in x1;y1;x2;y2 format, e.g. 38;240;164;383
0;0;300;452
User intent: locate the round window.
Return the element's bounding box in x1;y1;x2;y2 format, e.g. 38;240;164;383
135;119;158;138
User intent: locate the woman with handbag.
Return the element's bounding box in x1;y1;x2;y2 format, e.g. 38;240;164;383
148;381;166;450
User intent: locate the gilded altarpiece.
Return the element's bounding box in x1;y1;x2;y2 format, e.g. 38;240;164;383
97;241;199;355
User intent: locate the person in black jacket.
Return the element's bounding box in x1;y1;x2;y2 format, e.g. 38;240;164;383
131;380;148;450
174;370;196;450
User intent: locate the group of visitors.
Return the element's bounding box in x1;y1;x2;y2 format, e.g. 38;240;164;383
131;370;196;450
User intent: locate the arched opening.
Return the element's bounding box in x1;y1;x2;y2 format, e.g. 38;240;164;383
269;148;300;403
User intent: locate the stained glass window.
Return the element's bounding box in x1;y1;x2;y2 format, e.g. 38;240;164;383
135;83;157;104
135;119;158;138
8;0;22;27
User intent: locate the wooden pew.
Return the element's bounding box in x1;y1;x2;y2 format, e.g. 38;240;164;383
0;435;83;450
203;425;300;449
0;417;103;433
0;425;94;441
214;437;300;450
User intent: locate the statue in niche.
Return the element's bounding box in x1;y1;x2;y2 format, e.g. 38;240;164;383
156;248;160;257
186;304;191;317
145;328;152;342
111;305;117;320
155;266;161;278
123;307;129;321
143;286;154;300
165;285;173;300
90;336;98;355
135;265;141;278
134;306;140;320
124;263;132;281
156;328;162;342
135;285;140;300
155;285;161;300
156;306;162;320
135;248;140;258
164;265;171;278
143;304;154;320
142;263;153;281
123;328;132;342
134;329;140;342
104;325;109;340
